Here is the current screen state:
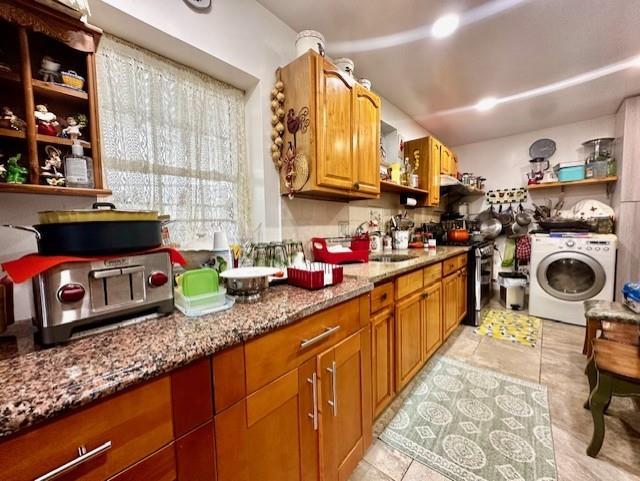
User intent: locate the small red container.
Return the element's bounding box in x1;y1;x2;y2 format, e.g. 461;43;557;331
287;265;344;290
311;235;369;264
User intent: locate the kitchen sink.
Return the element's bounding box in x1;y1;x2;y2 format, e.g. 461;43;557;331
369;254;418;263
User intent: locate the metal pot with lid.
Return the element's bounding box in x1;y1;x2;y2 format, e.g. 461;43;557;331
4;203;163;256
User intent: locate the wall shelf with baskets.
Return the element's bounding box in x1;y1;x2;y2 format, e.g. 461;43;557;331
0;0;108;196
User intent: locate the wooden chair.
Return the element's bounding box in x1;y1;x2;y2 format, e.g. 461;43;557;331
584;320;640;457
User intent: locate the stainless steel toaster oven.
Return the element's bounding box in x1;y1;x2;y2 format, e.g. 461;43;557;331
33;252;174;344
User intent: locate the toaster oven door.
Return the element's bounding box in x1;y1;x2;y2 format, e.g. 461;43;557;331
90;265;146;311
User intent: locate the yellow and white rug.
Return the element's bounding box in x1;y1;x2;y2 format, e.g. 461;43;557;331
475;309;541;348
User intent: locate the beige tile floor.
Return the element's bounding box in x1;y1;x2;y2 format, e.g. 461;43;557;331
351;308;640;481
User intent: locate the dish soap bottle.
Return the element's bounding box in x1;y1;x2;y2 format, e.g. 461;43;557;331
64;141;94;188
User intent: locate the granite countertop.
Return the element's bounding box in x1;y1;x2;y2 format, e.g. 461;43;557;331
342;246;471;283
584;300;640;324
0;278;372;439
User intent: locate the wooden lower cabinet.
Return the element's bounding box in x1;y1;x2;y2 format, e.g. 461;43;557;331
457;268;468;323
319;328;372;481
443;272;459;338
371;308;395;417
215;327;371;481
395;292;423;390
422;281;443;360
108;444;177;481
175;422;217;481
214;360;318;481
0;377;174;481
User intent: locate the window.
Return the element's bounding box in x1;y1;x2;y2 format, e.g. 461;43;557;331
96;35;250;245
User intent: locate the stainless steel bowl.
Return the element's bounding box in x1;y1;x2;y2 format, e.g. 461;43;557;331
220;267;279;303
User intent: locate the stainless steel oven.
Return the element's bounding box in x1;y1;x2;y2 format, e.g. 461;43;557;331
464;241;494;326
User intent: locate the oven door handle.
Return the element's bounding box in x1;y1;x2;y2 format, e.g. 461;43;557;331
475;260;482;310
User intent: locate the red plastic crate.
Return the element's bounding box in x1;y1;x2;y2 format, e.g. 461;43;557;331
287;264;344;290
311;235;369;264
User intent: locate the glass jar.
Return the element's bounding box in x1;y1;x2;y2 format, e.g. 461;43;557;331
583;138;614;164
252;242;269;267
269;242;288;268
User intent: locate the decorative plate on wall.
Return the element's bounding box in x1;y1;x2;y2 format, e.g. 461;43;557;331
184;0;211;11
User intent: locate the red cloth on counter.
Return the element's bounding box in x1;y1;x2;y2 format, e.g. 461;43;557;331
1;247;186;284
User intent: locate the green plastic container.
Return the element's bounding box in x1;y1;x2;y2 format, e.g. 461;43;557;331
176;268;219;297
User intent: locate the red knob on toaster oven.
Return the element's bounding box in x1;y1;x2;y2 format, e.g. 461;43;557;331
57;284;85;303
148;271;169;288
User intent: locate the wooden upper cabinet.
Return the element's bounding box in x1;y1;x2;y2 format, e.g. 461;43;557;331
317;63;355;190
277;51;380;200
404;136;440;207
353;84;381;195
440;145;454;176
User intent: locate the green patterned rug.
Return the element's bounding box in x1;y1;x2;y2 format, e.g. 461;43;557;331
475;309;541;348
380;356;556;481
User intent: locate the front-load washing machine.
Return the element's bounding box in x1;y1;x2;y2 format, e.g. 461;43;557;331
529;233;617;325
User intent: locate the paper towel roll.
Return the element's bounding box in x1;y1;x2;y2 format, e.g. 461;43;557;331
404;197;417;207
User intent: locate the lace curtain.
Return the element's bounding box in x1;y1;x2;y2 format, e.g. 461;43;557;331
96;34;250;245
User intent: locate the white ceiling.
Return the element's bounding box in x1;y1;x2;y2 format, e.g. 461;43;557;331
256;0;640;145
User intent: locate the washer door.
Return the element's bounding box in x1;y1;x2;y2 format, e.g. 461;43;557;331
536;251;606;301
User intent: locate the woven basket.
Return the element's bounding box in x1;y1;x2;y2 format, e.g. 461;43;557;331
61;70;85;90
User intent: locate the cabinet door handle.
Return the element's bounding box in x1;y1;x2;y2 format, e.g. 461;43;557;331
307;372;318;431
34;441;112;481
353;182;360;190
300;325;340;350
381;293;388;301
326;361;338;417
422;292;429;299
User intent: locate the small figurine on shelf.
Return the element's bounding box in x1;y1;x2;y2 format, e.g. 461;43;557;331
0;106;26;131
40;145;65;186
62;114;87;140
34;104;59;136
39;56;61;83
6;154;27;184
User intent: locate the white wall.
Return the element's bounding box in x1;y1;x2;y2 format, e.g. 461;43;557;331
454;115;616;216
453;115;616;277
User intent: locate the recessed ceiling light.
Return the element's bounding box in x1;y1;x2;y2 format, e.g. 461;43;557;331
431;13;460;39
476;97;498;111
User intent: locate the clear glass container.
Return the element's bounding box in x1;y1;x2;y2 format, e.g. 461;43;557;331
582;138;614;164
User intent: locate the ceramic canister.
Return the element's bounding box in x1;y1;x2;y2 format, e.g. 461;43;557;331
295;30;325;57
